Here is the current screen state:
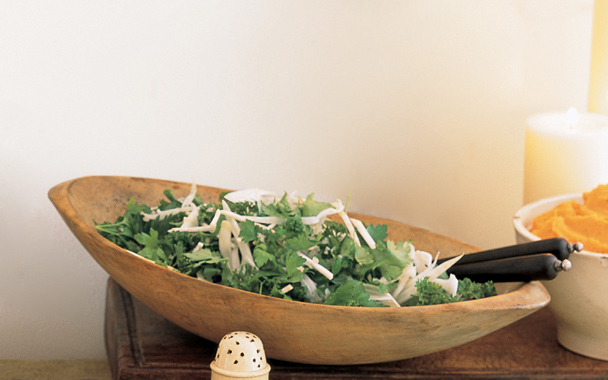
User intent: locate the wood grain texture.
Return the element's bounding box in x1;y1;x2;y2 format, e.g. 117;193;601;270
105;278;608;380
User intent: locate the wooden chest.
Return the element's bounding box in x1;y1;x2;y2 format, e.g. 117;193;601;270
105;278;608;379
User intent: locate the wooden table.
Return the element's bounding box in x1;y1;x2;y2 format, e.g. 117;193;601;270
105;278;608;379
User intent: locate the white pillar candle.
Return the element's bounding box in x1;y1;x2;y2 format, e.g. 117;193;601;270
589;0;608;114
523;108;608;204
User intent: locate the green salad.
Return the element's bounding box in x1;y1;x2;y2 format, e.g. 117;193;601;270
95;185;496;307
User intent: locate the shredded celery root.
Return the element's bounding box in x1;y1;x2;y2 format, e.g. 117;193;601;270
130;184;472;307
95;182;500;307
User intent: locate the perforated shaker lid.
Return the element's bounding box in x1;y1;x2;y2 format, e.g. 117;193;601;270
210;331;270;379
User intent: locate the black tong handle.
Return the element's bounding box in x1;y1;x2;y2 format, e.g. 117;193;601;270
438;238;582;283
437;237;581;266
447;253;572;283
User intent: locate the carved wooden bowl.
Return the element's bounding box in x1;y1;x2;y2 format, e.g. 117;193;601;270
49;176;550;365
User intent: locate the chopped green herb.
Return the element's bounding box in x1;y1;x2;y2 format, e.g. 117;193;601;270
95;186;496;307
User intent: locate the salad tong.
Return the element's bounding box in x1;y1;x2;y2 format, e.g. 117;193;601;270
437;237;582;283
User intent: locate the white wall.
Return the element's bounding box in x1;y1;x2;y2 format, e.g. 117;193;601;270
0;1;593;359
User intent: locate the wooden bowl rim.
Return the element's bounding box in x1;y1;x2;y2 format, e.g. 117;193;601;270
49;175;551;315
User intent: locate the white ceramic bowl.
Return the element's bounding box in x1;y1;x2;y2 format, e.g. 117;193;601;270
514;193;608;361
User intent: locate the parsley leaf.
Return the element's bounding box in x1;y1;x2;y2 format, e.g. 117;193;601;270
95;188;497;308
285;234;317;252
253;244;275;268
239;220;258;243
184;248;224;264
456;278;498;301
366;223;388;243
134;229;168;266
324;280;379;307
301;193;333;217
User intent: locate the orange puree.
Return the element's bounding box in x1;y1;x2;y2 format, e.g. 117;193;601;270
530;184;608;254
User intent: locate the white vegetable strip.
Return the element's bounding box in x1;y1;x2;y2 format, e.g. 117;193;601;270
350;218;376;249
434;274;459;297
236;214;284;225
363;284;400;307
209;208;223;227
180;205;199;229
217;208;284;225
301;274;322;303
236;236;257;268
417;254;463;282
169;225;216;233
412;249;433;273
391;263;416;301
142;183;197;222
300;200;344;225
280;284;293;294
394;254;464;305
394;281;418;304
338;211;360;246
258;223;275;231
142;206;193;222
222;201;257;269
218;220;236;270
298;252;334;280
230;245;240;273
181;182;198;208
394;287;417;305
202;208;283;230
